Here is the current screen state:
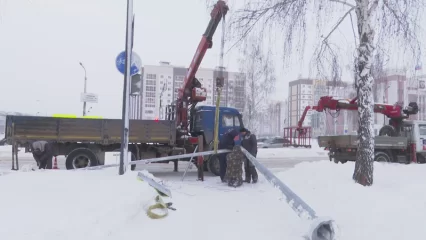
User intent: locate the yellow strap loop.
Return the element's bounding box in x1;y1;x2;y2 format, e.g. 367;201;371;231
138;177;173;219
146;195;169;219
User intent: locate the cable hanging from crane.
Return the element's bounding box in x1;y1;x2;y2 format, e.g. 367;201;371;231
213;12;227;154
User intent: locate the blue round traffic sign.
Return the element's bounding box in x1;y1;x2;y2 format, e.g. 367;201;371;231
115;51;142;76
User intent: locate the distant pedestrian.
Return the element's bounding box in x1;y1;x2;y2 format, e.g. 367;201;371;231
225;145;244;188
31;141;53;169
240;128;258;183
218;129;239;182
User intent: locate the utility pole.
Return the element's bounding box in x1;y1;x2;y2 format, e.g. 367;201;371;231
79;62;87;116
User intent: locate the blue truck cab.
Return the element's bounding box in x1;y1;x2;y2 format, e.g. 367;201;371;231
190;105;244;147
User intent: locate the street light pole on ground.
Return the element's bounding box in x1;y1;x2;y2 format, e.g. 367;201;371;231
79;62;88;116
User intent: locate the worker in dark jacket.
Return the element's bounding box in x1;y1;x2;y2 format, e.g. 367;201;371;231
31;141;53;169
218;129;239;182
240;128;258;183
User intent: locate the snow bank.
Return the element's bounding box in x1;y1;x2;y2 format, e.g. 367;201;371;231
277;161;426;240
257;148;327;158
0;169;159;240
0;168;308;240
0;145;32;158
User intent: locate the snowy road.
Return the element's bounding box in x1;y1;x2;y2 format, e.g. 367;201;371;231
0;153;328;174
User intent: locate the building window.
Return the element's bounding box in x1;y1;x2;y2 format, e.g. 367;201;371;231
146;92;155;98
146;98;155;103
146;80;156;86
145;110;154;114
146;86;155;91
146;74;157;79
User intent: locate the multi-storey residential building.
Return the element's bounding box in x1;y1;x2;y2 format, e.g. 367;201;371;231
136;62;245;120
288;79;315;127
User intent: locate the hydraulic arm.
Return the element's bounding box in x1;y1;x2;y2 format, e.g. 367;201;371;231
298;96;419;131
175;0;229;134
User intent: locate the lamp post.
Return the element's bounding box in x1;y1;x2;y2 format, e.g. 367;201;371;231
79;62;88;116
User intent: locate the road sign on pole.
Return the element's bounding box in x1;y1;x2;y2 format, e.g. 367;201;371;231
116;50;141;76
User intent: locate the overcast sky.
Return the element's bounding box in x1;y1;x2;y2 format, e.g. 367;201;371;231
0;0;424;118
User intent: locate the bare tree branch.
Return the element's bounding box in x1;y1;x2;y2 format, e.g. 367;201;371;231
237;35;276;131
213;0;425;186
329;0;355;8
322;6;355;43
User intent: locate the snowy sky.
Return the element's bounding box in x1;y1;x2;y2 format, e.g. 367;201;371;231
0;0;424;118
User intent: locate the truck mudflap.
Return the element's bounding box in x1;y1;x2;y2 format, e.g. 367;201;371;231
318;135;408;150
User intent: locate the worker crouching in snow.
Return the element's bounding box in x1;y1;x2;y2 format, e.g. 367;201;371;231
240;128;258;183
31;141;53;169
218;129;239;182
225;145;244;188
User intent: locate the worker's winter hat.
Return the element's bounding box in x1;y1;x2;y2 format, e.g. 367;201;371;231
239;127;249;133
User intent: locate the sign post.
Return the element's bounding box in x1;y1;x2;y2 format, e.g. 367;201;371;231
115;0;140;175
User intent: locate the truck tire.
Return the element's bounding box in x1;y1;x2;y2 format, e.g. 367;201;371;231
207;154;220;176
65;148;99;170
374;151;392;162
379;125;397;137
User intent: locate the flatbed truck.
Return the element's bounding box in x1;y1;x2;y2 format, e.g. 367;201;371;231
318;120;426;164
2;1;235;176
2;105;242;174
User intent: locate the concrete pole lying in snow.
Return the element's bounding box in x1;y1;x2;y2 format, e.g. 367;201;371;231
240;148;338;240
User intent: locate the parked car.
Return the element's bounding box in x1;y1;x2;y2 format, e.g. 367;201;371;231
261;137;290;148
256;137;268;147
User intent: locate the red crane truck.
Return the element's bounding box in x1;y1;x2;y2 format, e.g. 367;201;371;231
287;96;424;164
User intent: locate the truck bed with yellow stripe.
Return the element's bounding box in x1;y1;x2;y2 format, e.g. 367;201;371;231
4;115;176;145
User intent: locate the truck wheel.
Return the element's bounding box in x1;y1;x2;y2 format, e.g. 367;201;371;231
193;161;209;172
379;125;397;137
374;151;391;162
65;148;98;170
207;155;220;176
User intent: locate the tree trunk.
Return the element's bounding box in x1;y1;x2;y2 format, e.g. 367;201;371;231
353;0;377;186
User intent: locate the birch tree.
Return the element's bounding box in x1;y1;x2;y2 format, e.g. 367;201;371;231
227;0;423;186
237;36;276;132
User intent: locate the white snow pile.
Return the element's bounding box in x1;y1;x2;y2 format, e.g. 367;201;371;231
257;141;327;158
0;168;306;240
0;169;160;240
2;158;424;240
0;145;32;158
277;161;426;240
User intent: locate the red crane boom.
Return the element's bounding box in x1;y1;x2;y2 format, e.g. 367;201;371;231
297;96;419;130
175;0;229;133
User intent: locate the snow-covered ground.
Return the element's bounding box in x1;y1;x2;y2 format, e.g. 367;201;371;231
1;149;425;240
257;140;327;158
0;141;327;160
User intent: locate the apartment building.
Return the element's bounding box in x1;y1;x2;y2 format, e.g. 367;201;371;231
288;79;315;127
373;69;426;127
135;62;246;120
